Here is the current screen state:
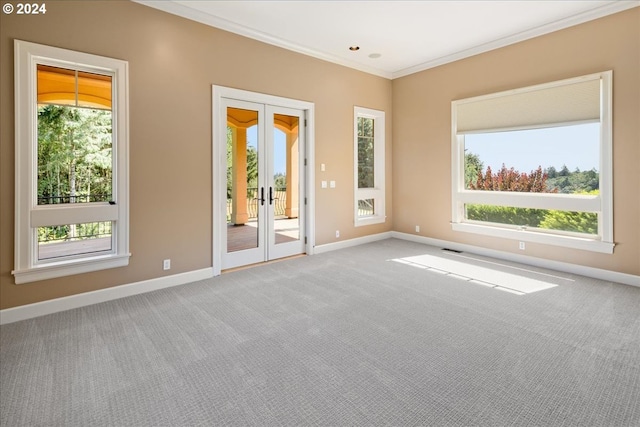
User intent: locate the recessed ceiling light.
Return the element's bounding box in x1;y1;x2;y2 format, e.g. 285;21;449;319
349;46;360;51
368;53;381;59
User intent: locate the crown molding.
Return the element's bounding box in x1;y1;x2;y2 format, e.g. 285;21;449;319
392;1;640;78
132;0;393;79
134;1;639;80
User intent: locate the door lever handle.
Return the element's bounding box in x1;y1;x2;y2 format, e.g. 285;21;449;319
259;187;265;206
269;187;274;205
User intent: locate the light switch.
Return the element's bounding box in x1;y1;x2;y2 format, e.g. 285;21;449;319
321;181;327;188
321;163;326;172
330;180;336;188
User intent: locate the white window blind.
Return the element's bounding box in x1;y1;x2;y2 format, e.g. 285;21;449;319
455;76;601;134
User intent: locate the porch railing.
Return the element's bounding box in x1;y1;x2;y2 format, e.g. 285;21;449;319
38;221;112;244
227;187;287;219
37;194;112;204
357;199;374;217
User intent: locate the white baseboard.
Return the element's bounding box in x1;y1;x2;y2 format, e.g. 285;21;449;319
313;231;392;254
3;231;637;324
391;231;640;288
0;268;214;325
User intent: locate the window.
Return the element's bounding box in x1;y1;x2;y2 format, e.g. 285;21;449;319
13;40;130;284
354;107;385;226
451;71;613;253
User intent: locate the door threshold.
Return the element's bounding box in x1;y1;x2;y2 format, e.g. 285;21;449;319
222;253;307;274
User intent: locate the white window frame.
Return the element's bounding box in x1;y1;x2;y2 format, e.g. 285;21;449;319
354;106;386;226
451;71;613;254
13;40;130;284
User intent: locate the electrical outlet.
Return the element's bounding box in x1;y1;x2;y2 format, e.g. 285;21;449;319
163;259;171;270
519;242;525;250
415;225;420;233
335;230;340;238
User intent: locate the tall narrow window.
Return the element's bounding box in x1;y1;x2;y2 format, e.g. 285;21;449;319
14;40;130;284
451;71;613;253
354;106;385;226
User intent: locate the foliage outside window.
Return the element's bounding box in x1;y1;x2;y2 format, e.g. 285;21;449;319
13;40;130;284
451;71;613;253
357;117;375;189
354;107;385;226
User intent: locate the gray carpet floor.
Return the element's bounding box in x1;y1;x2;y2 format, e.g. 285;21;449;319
1;238;639;426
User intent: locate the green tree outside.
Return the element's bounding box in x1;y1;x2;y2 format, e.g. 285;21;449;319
37;104;113;243
357;117;374;188
464;151;483;189
226;126;258;199
464;153;599;235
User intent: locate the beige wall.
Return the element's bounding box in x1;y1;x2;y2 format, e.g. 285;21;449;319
392;8;640;275
1;3;638;310
0;1;393;309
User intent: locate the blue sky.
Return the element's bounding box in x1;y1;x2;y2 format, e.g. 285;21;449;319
246;126;287;175
273;129;286;174
250;122;600;178
464;122;600;173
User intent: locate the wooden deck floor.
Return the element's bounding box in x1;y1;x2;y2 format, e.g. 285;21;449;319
38;237;112;260
227;218;299;252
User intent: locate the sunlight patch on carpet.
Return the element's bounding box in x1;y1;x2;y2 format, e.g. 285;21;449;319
392;254;561;295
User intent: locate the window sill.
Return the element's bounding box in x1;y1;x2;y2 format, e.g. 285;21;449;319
12;253;131;284
451;222;614;254
355;216;386;227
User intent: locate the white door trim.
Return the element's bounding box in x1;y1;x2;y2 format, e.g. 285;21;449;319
212;86;315;275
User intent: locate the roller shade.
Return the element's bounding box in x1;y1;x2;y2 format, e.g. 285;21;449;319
37;64;112;110
455;77;600;134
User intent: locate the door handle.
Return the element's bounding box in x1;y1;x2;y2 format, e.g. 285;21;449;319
269;187;274;205
259;187;265;206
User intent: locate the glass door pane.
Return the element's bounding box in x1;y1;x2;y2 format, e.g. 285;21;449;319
272;113;300;246
220;99;304;271
226;107;260;253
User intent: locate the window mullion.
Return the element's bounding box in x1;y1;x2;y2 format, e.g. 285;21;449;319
458;191;600;212
31;204;119;227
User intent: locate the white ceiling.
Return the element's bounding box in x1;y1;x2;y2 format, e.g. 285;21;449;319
136;1;639;79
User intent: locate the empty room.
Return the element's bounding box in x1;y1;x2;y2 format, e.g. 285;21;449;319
1;1;639;426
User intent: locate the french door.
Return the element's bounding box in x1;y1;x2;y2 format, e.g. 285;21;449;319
220;97;306;270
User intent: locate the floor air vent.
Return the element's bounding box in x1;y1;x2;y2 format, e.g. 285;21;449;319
441;248;463;254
